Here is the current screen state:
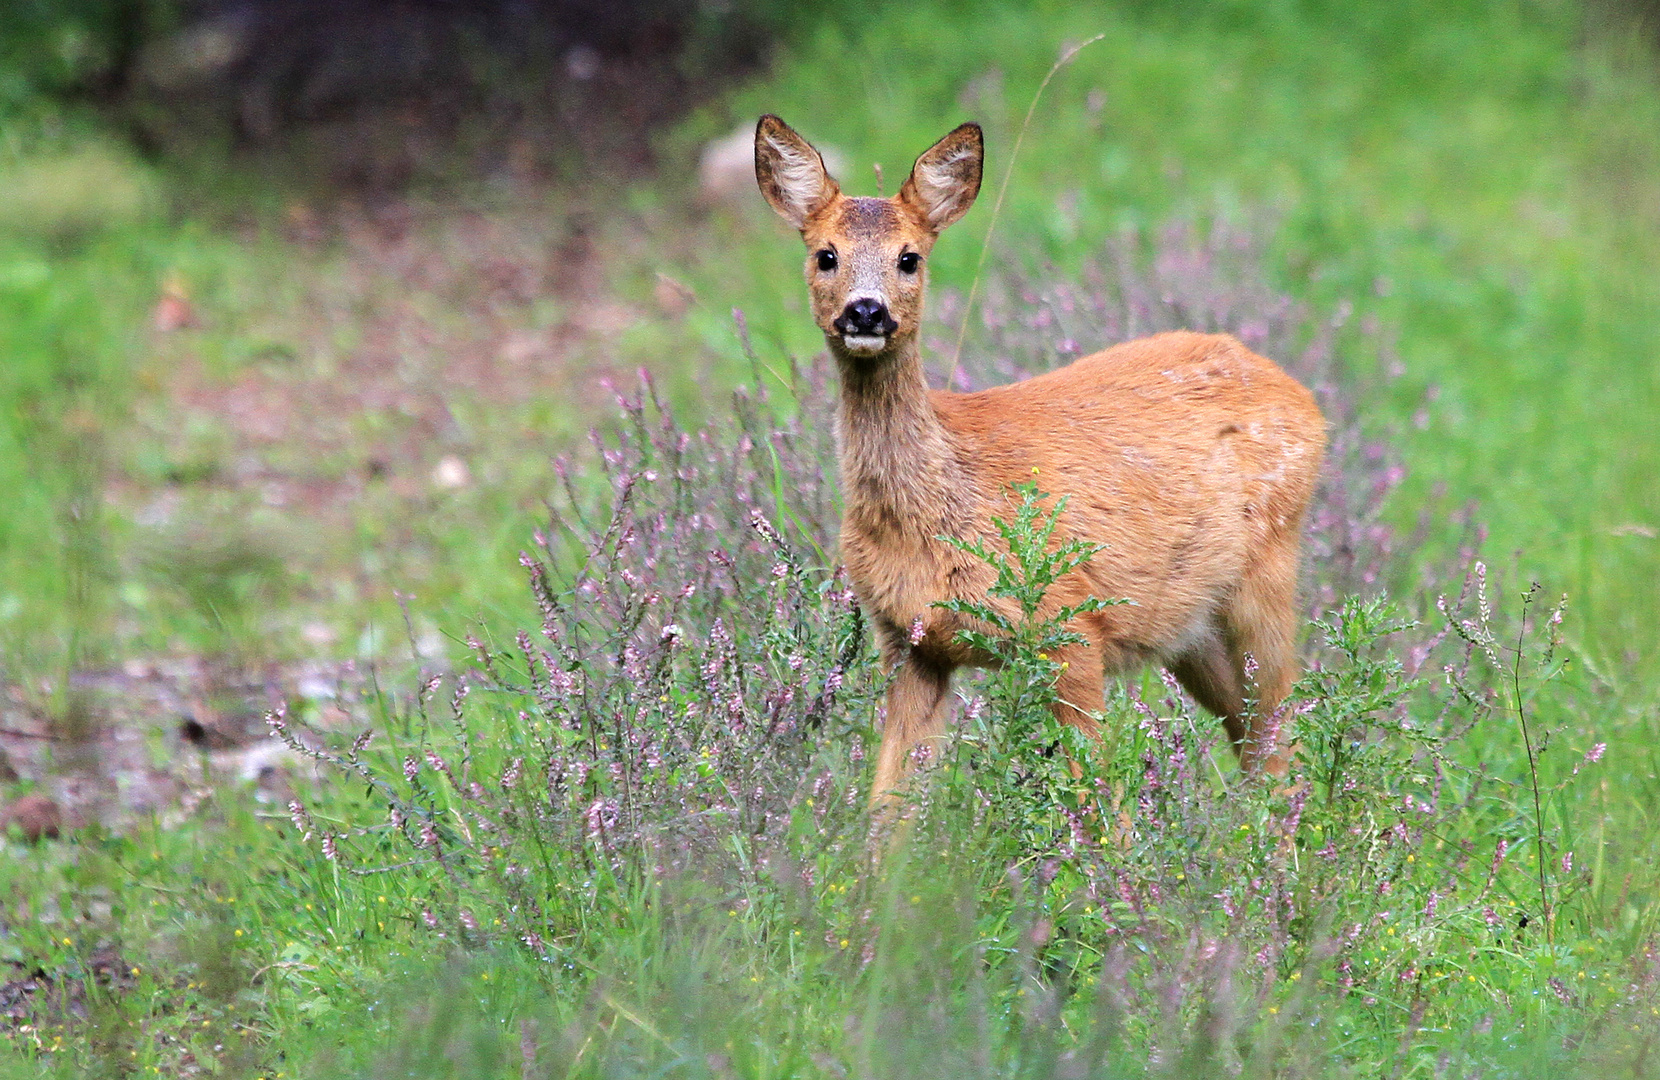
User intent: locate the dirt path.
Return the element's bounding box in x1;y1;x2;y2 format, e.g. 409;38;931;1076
8;175;711;831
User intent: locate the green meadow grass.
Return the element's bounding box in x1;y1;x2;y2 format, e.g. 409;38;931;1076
4;0;1660;1075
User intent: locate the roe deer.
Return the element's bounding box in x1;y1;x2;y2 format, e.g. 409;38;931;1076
753;115;1326;819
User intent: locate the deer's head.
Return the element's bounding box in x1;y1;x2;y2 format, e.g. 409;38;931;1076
755;115;982;365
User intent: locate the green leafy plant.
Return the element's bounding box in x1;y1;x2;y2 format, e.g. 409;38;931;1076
921;478;1129;851
1289;595;1438;850
936;476;1126;726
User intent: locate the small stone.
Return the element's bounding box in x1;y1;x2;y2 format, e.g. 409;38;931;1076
498;330;546;366
699;122;846;206
152;278;199;332
653;274;695;318
432;456;471;489
565;45;600;81
300;622;338;647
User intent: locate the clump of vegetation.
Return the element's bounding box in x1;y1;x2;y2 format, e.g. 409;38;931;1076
271;365;882;956
0;144;160;240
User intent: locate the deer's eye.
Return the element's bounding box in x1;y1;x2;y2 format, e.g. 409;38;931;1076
897;251;921;274
815;249;838;272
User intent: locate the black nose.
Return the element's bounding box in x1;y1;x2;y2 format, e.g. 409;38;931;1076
835;298;898;337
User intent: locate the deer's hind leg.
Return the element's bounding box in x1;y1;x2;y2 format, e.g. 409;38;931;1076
1169;625;1247;749
1222;538;1303;775
1168;606;1294;775
1168;538;1302;775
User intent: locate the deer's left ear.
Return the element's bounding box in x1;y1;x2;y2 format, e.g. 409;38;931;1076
898;122;983;233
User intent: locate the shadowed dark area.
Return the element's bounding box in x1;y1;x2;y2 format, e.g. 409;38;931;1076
8;0;786;188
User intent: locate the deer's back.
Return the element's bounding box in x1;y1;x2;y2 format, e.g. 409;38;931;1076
936;331;1323;503
925;331;1325;653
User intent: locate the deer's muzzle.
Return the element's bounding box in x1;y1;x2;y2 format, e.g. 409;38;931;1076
835;297;898;340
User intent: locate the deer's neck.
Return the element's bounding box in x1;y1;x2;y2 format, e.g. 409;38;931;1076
834;340;962;537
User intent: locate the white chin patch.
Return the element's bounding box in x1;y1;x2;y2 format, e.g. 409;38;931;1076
841;334;888;356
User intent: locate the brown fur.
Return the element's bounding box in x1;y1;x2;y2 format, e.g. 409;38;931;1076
754;116;1327;820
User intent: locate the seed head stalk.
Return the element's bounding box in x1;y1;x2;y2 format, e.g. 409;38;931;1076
1512;583;1551;946
947;34;1105;389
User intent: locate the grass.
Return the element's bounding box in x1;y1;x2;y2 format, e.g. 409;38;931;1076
6;348;1650;1076
4;0;1660;1074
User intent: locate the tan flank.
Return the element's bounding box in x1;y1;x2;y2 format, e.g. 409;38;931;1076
754;115;1327;824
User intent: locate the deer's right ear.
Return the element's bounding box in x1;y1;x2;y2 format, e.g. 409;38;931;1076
755;115;839;230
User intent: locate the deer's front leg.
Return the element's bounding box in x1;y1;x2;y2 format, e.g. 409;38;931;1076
869;656;952;824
